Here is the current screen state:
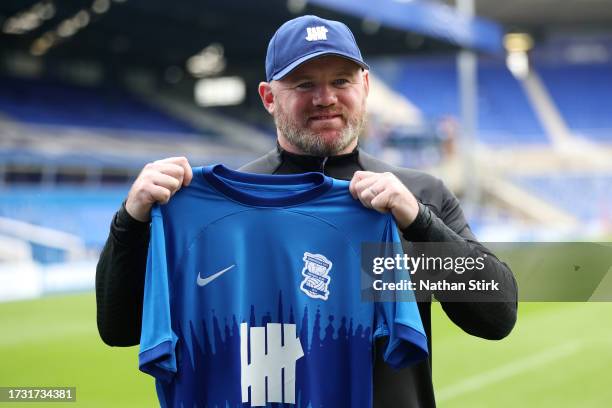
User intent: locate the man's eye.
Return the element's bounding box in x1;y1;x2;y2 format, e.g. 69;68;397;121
334;79;350;87
297;82;314;89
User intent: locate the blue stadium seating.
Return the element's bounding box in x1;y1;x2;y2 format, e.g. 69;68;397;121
478;60;545;143
515;174;612;224
370;56;547;145
536;63;612;142
0;76;199;135
0;187;128;251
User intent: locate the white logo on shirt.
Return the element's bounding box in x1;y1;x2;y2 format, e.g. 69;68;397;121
240;323;304;406
196;264;235;287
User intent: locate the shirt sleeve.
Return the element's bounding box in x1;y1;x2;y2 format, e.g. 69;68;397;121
374;217;429;369
138;205;178;382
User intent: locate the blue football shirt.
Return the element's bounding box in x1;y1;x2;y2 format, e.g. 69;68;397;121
139;164;428;408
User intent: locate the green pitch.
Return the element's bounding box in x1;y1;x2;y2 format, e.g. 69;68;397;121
0;293;157;408
432;301;612;407
1;293;611;407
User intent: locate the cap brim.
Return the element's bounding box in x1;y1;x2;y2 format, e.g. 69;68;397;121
271;51;369;81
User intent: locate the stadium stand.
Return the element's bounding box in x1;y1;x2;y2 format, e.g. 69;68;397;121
478;60;547;143
536;62;612;142
0;76;204;136
514;174;612;227
0;187;128;254
0;76;269;182
370;56;548;145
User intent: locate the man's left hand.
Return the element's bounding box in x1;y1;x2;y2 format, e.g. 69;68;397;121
349;171;420;229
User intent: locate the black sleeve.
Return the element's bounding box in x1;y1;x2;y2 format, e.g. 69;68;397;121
95;202;150;346
402;184;518;340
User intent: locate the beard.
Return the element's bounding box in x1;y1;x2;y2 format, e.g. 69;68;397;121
274;101;366;157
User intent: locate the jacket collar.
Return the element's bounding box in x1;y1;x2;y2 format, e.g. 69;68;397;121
275;142;360;173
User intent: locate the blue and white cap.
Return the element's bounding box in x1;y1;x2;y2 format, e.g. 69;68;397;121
265;15;369;82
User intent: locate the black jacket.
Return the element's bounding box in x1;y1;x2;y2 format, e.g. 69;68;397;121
96;146;518;407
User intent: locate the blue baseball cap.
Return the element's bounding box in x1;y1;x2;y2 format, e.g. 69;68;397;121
265;15;369;82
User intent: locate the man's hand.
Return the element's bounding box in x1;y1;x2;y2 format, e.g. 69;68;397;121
125;157;193;222
349;171;420;229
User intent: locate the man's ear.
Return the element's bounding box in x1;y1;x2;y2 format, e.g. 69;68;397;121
258;81;275;115
362;69;370;97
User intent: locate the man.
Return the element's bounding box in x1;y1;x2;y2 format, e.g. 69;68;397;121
96;15;517;407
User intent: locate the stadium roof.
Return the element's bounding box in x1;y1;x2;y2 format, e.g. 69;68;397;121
440;0;612;28
2;0;610;82
0;0;499;79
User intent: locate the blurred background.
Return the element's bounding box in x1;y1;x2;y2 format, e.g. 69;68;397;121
0;0;611;407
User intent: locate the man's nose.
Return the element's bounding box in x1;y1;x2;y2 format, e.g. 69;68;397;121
312;84;337;107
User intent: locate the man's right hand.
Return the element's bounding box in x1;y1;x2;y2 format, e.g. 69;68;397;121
125;157;193;222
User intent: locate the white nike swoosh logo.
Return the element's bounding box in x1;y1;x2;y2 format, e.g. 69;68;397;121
196;264;235;287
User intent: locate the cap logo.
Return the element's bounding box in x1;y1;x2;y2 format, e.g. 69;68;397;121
305;26;328;42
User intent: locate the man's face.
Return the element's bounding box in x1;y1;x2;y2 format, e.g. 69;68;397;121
267;56;369;157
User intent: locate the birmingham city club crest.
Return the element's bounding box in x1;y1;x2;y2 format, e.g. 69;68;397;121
299;252;332;301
